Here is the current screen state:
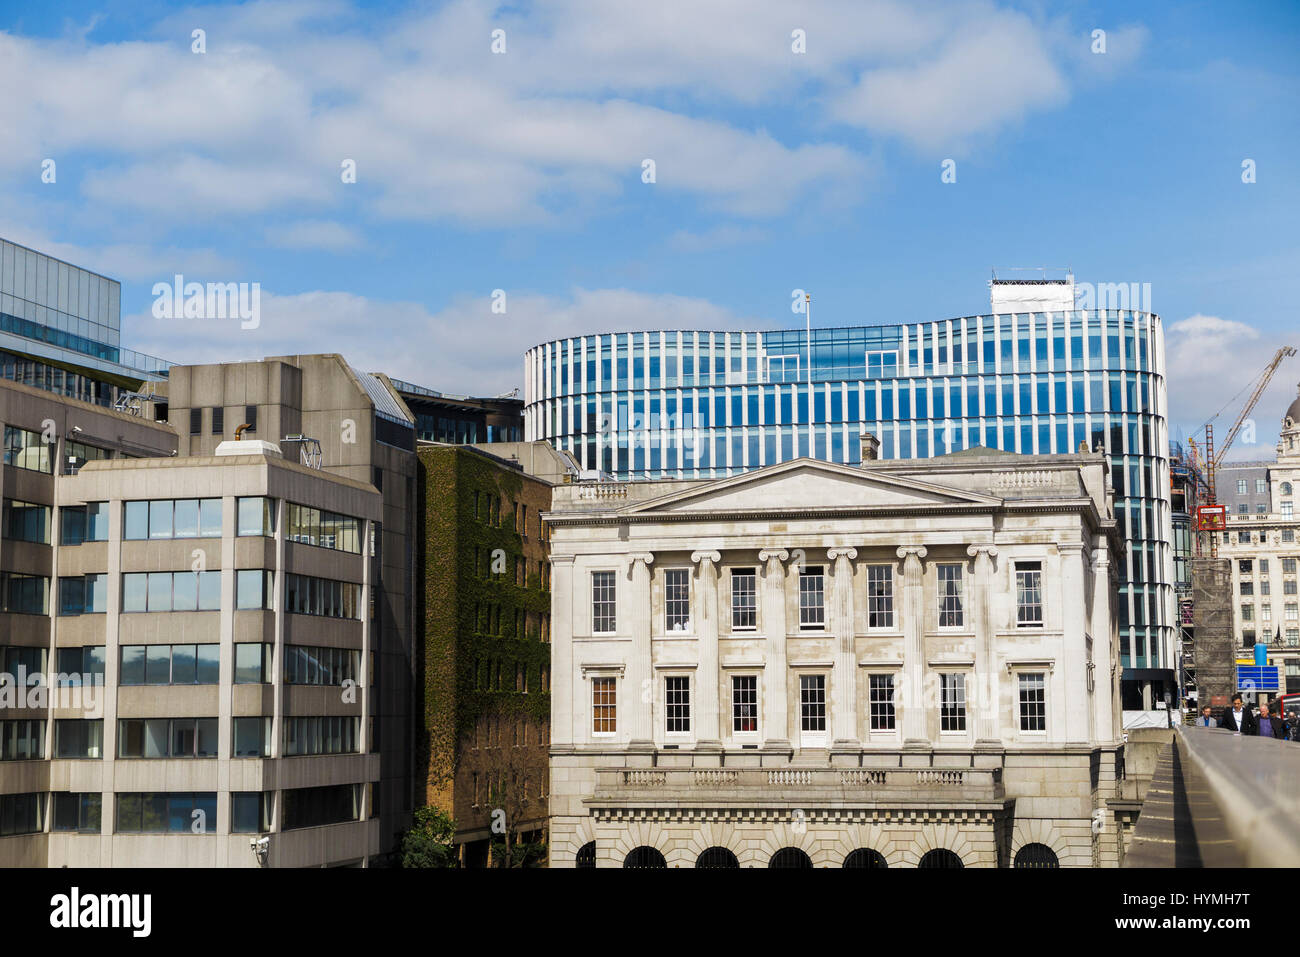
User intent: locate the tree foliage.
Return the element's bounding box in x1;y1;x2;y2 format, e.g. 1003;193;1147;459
400;806;459;868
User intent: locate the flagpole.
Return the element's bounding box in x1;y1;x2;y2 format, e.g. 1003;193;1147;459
805;292;812;393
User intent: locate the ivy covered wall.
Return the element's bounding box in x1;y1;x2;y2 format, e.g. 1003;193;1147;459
416;445;552;840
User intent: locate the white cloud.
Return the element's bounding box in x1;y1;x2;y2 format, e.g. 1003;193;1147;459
0;0;1132;236
1165;314;1298;459
830;9;1069;151
123;286;759;395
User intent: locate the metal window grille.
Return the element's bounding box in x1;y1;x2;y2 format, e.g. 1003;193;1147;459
937;563;964;627
918;849;964;869
868;674;896;731
696;847;739;869
800;674;826;732
940;673;966;731
592;677;616;734
1014;843;1059;868
799;566;825;628
867;565;894;628
1016;561;1043;627
732;675;758;733
843;849;888;869
731;569;757;629
592;571;616;632
1018;672;1046;731
769;848;813;869
624;846;666;868
664;569;691;632
665;676;691;733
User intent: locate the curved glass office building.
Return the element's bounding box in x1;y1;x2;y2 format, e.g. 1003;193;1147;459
523;282;1172;688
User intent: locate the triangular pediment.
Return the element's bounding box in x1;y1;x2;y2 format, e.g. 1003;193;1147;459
621;458;1002;516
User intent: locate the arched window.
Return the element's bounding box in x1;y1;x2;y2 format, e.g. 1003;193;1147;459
1013;843;1059;868
696;847;739;869
769;847;813;869
575;841;596;869
624;846;667;869
843;848;888;868
1282;482;1293;496
918;849;964;869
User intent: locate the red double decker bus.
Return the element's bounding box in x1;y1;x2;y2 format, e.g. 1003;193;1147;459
1278;692;1300;725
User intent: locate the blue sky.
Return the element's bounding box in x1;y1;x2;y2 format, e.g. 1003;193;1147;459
1;0;1298;453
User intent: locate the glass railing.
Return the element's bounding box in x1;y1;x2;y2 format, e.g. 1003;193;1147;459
0;311;171;376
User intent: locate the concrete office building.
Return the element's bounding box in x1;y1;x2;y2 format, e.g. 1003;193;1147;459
524;276;1173;707
155;355;420;859
546;443;1128;868
38;440;383;867
0;340;420;863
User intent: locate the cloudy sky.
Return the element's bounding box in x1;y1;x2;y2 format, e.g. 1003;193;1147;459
1;0;1298;455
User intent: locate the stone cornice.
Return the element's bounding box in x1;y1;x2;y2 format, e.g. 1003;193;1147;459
545;498;1110;536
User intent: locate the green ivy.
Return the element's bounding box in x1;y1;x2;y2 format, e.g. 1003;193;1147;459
417;447;552;801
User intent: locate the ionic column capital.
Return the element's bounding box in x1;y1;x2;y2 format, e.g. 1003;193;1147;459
758;548;789;565
691;550;721;573
827;546;858;562
627;552;654;578
966;543;998;567
895;545;928;560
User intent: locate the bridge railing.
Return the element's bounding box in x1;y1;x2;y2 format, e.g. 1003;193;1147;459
1126;726;1300;867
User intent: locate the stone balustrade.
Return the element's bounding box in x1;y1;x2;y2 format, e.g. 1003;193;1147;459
592;765;1004;805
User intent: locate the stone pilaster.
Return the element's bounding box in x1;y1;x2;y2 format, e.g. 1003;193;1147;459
897;545;928;747
627;552;655;750
758;548;790;750
550;555;576;747
1058;542;1088;743
828;546;860;751
691;550;722;750
1090;542;1120;743
967;543;1000;748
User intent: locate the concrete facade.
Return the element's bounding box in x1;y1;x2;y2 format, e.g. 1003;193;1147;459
160;355;419;855
43;446;381;867
546;447;1128;867
0;354;419;866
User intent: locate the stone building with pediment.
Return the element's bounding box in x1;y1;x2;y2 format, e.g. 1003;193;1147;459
545;445;1128;867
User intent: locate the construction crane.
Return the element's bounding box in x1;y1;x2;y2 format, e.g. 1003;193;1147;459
1204;346;1296;468
1195;345;1296;557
